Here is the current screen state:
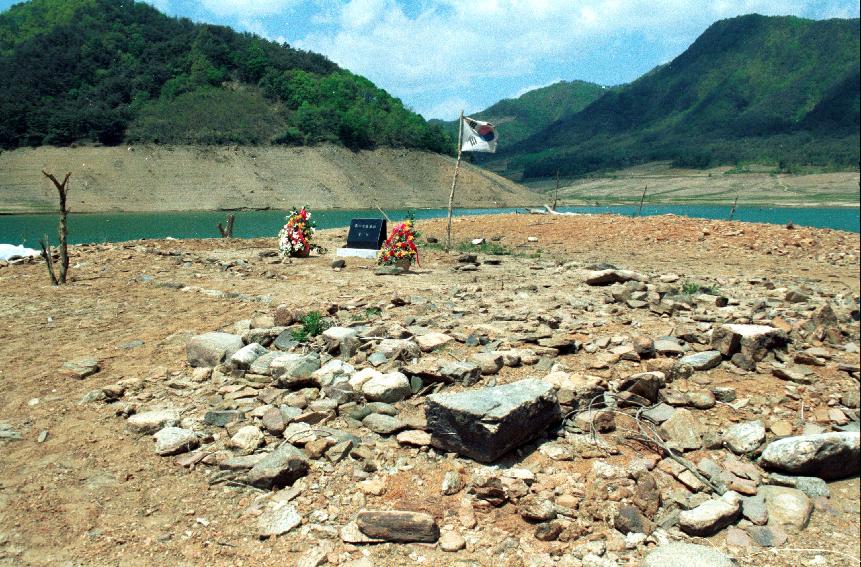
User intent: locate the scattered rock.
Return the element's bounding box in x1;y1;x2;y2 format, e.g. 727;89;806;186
187;332;244;367
678;351;722;371
660;409;703;451
59;358;100;379
760;432;860;480
246;443;309;489
356;511;439;543
258;503;301;538
153;427;199;456
760;485;813;532
678;494;741;536
127;409;180;434
642;543;735;567
361;372;411;403
426;379;560;462
723;420;766;455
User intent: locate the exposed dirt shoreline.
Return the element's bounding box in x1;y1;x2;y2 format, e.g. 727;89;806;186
0;145;539;214
0;214;858;566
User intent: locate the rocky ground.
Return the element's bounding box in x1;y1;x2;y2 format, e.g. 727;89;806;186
0;213;859;567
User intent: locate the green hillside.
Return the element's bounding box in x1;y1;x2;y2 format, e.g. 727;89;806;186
492;14;860;179
0;0;450;152
433;80;606;153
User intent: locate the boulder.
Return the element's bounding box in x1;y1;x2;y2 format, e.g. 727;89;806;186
230;342;268;370
258;503;301;538
361;372;411;403
356;511;439;543
246;443;309;489
760;432;860;480
660;409;703;451
760;485;812;533
425;379;560;462
415;332;454;352
153;427;199;456
469;352;504;375
724;420;766;455
322;327;360;358
678;493;741;536
585;269;647;286
187;332;244;367
271;353;321;387
127;409;180;434
711;324;789;361
678;350;722;371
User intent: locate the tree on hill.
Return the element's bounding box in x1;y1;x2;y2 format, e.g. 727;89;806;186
0;0;451;153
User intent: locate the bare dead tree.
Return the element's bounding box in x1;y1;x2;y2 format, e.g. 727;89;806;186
217;213;235;238
39;170;71;285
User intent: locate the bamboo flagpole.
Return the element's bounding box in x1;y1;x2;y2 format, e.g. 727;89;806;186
446;110;464;250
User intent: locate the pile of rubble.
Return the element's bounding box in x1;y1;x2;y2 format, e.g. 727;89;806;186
79;262;859;565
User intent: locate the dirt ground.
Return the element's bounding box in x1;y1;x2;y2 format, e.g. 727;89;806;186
0;213;858;566
0;145;536;214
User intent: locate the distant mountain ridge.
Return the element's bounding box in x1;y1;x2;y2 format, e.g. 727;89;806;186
490;14;860;179
0;0;450;152
432;80;607;153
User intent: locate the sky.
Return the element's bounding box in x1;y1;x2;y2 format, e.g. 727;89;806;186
2;0;859;119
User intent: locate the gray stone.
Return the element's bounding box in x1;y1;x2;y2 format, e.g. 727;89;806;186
258;504;301;538
415;332;454;352
271;353;321;387
654;338;687;356
440;361;482;385
642;543;735;567
246;443;309;489
356;511;439;543
230;425;264;454
230;342;269;370
187;332;244;367
127;409;180;434
724;421;766;455
250;351;282;375
376;339;420;361
361;372;411;403
712;386;737;403
746;525;788;548
518;497;557;523
760;432;860;480
153;427;199;456
678;495;741;536
203;409;244;427
426;379;560;462
613;504;654;535
619;371;664;403
322;327;360;358
272;331;298;352
362;413;405;435
60;358;100;379
679;350;722;371
641;403;675;424
741;494;769;525
660;408;703;451
711;324;789;362
766;473;830;498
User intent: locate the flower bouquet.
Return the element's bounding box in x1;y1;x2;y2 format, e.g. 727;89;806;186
378;216;420;269
278;206;316;258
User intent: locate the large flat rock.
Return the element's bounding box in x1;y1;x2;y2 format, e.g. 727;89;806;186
425;379;560;462
760;432;860;480
187;332;244;367
642;542;735;567
711;324;789;361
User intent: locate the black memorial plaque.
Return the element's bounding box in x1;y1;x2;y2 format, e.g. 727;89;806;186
346;218;387;249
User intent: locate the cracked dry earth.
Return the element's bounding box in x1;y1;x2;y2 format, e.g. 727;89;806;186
0;213;859;567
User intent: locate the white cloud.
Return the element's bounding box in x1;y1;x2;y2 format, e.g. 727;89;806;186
295;0;860;117
200;0;297;17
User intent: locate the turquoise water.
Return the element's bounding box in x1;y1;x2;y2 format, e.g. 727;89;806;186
0;205;857;246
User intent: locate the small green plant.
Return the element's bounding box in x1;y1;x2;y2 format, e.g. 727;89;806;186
365;306;382;319
681;281;701;295
291;311;330;343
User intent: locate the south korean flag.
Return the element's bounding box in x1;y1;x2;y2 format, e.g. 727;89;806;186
461;116;498;153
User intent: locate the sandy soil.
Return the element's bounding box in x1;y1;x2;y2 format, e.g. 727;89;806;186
522;162;860;207
0;214;858;566
0;145;538;214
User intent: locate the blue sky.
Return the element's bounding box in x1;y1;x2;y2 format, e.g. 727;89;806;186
2;0;858;119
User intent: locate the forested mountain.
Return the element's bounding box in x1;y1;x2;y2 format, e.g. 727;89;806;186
432;80;607;153
489;14;860;179
0;0;451;152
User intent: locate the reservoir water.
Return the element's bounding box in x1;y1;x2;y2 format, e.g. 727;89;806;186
1;205;858;246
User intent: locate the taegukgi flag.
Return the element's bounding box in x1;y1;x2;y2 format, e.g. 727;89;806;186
461;116;498;153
